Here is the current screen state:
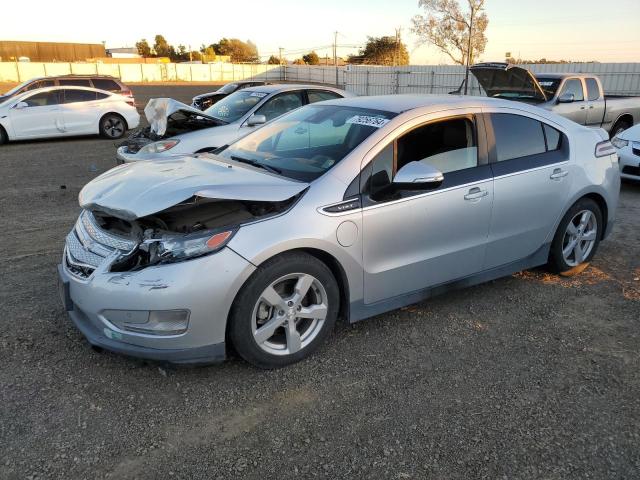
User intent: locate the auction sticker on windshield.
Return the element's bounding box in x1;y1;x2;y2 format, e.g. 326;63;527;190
346;115;390;128
250;92;268;98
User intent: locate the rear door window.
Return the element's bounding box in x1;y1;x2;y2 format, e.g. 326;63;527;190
92;79;120;91
307;90;344;104
63;89;98;103
59;79;92;87
491;114;547;161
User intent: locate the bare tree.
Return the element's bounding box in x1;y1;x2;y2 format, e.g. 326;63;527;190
412;0;488;93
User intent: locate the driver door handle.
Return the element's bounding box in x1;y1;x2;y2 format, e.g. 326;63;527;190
550;168;568;180
464;187;488;201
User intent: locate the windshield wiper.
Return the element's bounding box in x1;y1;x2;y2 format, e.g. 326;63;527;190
230;155;282;175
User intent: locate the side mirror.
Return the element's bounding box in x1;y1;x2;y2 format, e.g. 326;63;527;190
246;114;266;127
13;101;28;110
393;161;444;189
558;93;575;104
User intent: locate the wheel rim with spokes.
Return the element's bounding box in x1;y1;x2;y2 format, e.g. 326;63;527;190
562;209;598;267
103;117;124;138
251;273;328;356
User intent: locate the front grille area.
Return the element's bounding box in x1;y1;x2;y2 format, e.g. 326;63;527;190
64;211;137;279
622;165;640;177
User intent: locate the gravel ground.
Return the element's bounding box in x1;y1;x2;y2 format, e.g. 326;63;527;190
1;85;639;479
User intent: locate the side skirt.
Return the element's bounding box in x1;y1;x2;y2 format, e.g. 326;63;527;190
349;243;551;323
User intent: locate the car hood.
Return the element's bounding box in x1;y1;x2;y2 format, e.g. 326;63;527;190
144;98;225;136
79;154;309;220
193;92;225;101
470;63;548;102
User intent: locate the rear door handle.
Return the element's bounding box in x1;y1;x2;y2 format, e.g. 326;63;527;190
550;168;568;180
464;187;488;201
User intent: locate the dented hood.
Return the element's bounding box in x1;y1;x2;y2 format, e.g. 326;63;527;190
470;63;548;102
144;98;224;136
79;155;309;220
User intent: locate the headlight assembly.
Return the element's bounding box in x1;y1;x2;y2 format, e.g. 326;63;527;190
138;139;180;154
149;228;236;263
611;136;629;149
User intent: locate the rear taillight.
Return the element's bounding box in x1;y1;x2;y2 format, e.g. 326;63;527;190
126;99;135;107
595;140;616;158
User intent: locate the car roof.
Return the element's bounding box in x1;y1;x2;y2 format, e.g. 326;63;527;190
241;83;346;94
533;73;583;79
315;94;553;115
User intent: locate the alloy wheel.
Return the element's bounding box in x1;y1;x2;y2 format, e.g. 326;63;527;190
103;117;124;138
562;209;598;267
251;273;328;356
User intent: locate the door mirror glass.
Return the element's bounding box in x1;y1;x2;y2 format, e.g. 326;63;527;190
13;101;29;110
246;114;267;127
393;161;444;188
558;93;575;104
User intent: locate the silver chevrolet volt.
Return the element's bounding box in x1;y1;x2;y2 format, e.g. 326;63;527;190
58;95;620;368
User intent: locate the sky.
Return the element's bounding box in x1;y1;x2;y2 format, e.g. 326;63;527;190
2;0;639;64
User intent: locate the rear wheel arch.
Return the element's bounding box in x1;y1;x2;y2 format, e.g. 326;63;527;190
582;193;608;240
610;114;633;137
0;124;7;144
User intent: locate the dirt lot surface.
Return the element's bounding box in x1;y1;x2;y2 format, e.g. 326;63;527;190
1;85;639;479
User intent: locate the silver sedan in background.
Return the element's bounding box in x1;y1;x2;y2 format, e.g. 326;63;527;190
58;95;620;368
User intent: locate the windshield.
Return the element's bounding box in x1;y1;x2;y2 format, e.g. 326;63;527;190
203;90;268;123
217;83;239;94
535;77;562;99
218;104;396;182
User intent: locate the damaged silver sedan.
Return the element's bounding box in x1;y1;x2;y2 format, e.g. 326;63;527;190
59;95;620;368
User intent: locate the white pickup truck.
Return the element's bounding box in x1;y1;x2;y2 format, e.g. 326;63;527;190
470;63;640;137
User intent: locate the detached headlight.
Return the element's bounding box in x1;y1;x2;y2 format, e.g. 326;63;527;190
155;228;236;263
611;136;629;149
138;139;180;154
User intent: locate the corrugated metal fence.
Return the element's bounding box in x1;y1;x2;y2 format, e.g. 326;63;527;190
343;63;640;96
1;62;640;96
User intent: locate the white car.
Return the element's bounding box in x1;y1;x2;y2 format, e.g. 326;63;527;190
116;84;352;163
612;124;640;181
0;86;140;144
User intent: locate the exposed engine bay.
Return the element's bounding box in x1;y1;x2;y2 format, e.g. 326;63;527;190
118;98;224;153
90;195;298;271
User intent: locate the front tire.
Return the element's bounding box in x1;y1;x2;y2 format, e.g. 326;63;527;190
0;126;7;145
228;252;339;369
100;113;127;139
548;198;602;276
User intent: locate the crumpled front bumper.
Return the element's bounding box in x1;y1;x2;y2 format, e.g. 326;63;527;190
58;247;256;364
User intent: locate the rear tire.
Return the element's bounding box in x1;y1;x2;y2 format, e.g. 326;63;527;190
548;198;602;276
100;113;127;139
228;252;339;369
610;119;631;138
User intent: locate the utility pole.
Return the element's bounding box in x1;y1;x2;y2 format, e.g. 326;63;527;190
279;47;284;65
394;27;402;67
463;6;475;95
334;31;339;86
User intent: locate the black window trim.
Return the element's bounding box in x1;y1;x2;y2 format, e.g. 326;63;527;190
483;112;570;177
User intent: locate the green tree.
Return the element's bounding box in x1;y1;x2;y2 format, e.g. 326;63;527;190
412;0;488;66
211;38;260;63
302;51;320;65
267;55;281;65
292;58;306;65
135;39;152;57
356;36;410;66
153;34;176;59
